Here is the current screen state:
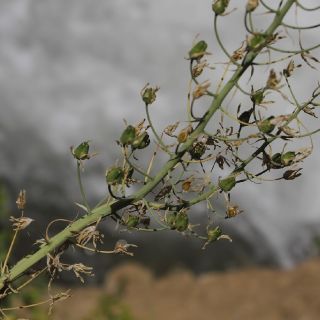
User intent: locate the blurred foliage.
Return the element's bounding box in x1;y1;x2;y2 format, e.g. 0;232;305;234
84;294;135;320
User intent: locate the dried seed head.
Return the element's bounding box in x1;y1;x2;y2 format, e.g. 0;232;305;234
114;239;138;256
192;60;209;78
189;141;207;160
164;122;179;136
177;125;193;143
10;216;34;231
68;263;94;283
303;105;317;118
225;205;242;219
76;225;104;248
182;179;192;192
141;84;159;105
192;80;211;99
16;189;26;210
283;168;302;180
232;46;245;62
283;60;299;77
266;69;281;89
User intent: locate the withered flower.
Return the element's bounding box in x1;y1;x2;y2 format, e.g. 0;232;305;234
192;80;211;99
114;239;138;256
76;225;104;248
10;216;34;231
225;205;243;219
266;69;281;89
16;189;26;210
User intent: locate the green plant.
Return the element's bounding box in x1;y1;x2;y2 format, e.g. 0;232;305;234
1;0;320;317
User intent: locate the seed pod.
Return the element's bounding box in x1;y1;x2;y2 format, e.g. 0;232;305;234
250;88;265;104
142;86;159;105
219;176;236;192
189;40;208;60
106;167;124;185
132;132;150;150
165;213;177;229
182;180;192;192
175;212;189;232
189;141;206;160
72;141;90;160
281;151;295;166
246;0;259;12
258;116;275;134
120;125;136;146
207;226;222;242
125;215;139;229
283;168;302;180
271;153;282;169
212;0;230;15
225;205;241;219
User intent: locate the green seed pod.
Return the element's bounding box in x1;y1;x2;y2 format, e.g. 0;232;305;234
189;40;208;60
106;167;124;185
212;0;230;15
219;176;236;192
142;86;159;105
258;116;275;134
132;132;150;150
189;141;206;160
281;151;295;166
207;226;222;242
250;88;264;104
175;212;189;232
125;215;140;228
271;153;282;169
165;213;177;229
120;125;136;146
72;141;90;160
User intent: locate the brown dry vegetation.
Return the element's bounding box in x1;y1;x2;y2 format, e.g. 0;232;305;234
53;258;320;320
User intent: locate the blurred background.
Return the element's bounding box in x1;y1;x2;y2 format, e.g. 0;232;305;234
0;0;320;319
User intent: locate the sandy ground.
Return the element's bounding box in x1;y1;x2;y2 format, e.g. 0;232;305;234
53;258;320;320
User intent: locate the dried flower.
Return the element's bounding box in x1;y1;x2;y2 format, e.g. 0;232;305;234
225;205;243;219
67;263;94;283
232;45;245;62
177;125;193;143
76;225;104;248
303;105;317;118
192;60;209;78
192;80;211;99
164;122;179;137
16;189;26;210
10;216;34;231
266;69;281;89
114;239;138;256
